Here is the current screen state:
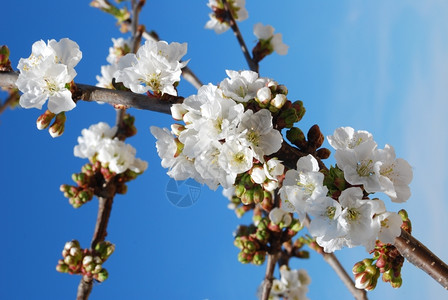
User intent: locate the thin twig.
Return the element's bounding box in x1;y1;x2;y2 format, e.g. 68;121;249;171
395;229;448;290
76;276;93;300
0;90;18;115
261;252;281;300
76;195;115;300
221;0;258;73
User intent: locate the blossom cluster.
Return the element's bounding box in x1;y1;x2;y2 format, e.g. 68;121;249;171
96;38;188;96
74;122;147;174
279;126;412;253
258;266;311;300
205;0;248;34
16;38;82;114
328;127;413;203
151;70;285;190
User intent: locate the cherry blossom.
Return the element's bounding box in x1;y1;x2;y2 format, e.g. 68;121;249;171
253;23;289;55
114;40;187;95
16;38;82;114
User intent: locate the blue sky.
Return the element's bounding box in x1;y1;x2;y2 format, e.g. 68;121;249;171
1;1;448;299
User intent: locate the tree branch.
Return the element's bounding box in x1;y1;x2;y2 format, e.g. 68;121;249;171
76;276;93;300
221;0;259;73
322;252;368;300
76;195;115;300
0;71;181;115
0;89;18;115
395;229;448;290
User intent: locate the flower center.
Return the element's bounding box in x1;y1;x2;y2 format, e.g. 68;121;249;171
326;206;336;220
296;177;315;196
233;152;246;164
246;129;259;146
142;72;161;91
356;159;374;177
44;78;59;95
347;208;360;221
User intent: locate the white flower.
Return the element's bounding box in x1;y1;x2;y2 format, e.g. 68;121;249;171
17;63;75;114
205;0;248;34
338;187;384;251
97;138;147;174
194;144;235;189
375;211;402;244
308;196;344;243
327;127;375;151
269;208;292;227
237;109;283;160
205;14;230;34
178;84;244;158
96;64;119;89
264;158;285;181
253;23;289;55
115;40;187;96
218;139;254;176
74;122;147;174
107;37;131;64
150;126;203;182
74;122;117;159
279;154;327;221
219;70;267;103
16;38;81;114
329;127;413;202
376;144;413;203
250;165;266;184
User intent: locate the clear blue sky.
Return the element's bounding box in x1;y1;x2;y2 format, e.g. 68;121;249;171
1;1;448;299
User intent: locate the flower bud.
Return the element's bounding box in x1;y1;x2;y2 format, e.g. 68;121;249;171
252;251;266;265
260;191;273;211
0;45;10;64
252;186;264;204
56;262;69;273
286;127;306;149
276;84;288;95
238;251;253;264
255;229;269;242
0;45;12;71
171;104;187;121
240;189;254;205
353;259;380;291
316;148;331;159
256;87;272;105
95;268;109;282
36;110;56;130
49;112;66;138
292;100;306;122
398;209;412;233
270;94;286;109
250;166;266;184
307;124;324;150
95;241;115;261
